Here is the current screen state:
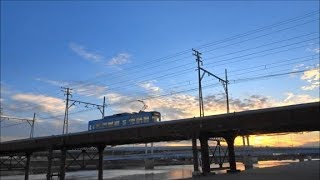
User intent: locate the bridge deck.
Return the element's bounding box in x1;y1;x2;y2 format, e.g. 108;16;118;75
1;102;319;153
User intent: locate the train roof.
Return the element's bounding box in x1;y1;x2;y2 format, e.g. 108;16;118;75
88;111;160;123
106;111;159;117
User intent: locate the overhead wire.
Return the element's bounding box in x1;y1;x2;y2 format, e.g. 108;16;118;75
21;16;318;102
2;66;317;129
3;11;319;122
69;34;318;96
73;40;318;95
1;122;28;128
5;40;316;115
109;66;319;107
65;11;319;90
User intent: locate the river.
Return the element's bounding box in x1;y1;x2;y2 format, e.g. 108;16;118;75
1;160;308;180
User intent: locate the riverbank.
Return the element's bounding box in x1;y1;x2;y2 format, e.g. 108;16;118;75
185;160;319;180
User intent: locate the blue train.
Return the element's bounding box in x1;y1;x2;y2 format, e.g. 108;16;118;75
88;111;161;131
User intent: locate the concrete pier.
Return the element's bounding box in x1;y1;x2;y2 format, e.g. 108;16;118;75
97;145;105;180
144;158;155;169
24;152;31;180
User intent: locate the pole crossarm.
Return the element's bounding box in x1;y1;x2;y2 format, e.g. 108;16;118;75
69;99;104;109
199;67;226;83
69;98;106;118
198;66;230;114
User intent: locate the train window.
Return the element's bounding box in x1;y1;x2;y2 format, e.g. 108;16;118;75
152;116;160;122
122;120;127;125
103;122;108;128
107;121;113;127
114;121;119;126
96;123;102;128
136;117;143;124
143;116;149;123
129;118;135;124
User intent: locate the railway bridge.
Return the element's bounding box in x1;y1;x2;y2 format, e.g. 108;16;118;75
0;102;319;180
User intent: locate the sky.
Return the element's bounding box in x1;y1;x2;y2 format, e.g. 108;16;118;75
0;1;319;147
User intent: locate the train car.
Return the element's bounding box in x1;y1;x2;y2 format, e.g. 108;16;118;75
88;111;161;131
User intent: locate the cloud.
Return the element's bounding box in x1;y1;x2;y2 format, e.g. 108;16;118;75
106;53;131;65
76;84;108;97
143;92;318;121
281;92;319;105
11;93;65;115
101;92;132;104
69;42;104;63
36;78;70;87
69;42;131;66
307;47;320;54
36;78;108;98
138;81;162;94
300;67;320;90
146;94;198;120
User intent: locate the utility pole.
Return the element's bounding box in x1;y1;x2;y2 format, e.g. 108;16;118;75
0;113;36;138
224;69;230;113
0;108;2;142
30;113;36;138
192;49;203;173
192;49;233;172
197;66;230;115
62;87;72;134
61;86;106;133
102;97;106;119
193;49;204;117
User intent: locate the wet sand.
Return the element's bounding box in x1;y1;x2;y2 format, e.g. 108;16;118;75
184;160;319;180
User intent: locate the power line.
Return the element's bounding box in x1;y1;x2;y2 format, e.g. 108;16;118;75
141;55;318;91
232;68;319;83
2;67;317;130
201;18;319;55
206;37;318;63
204;32;317;60
2;41;316;117
3;43;316;116
196;10;319;50
2;11;319;117
71;42;318;96
8;16;317;102
226;54;317;74
1;122;28;128
71;30;318;96
229;57;318;77
65;11;319;91
109;66;318;107
35;107;97;123
206;43;318;69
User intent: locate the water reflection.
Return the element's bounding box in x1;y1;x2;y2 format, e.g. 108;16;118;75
168;167;192;179
0;160;303;180
254;160;299;168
